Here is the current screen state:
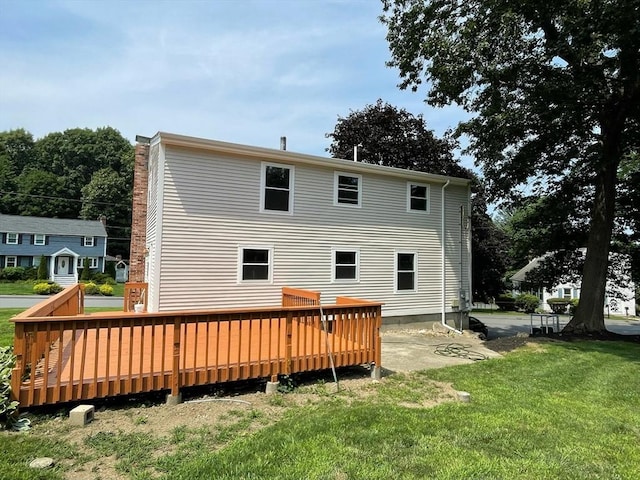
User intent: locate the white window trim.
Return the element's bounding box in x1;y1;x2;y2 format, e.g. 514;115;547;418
6;233;18;244
331;247;360;283
89;257;99;269
83;236;95;247
406;182;430;213
333;171;362;207
260;162;294;215
5;256;17;268
34;234;46;245
394;250;418;294
237;245;274;284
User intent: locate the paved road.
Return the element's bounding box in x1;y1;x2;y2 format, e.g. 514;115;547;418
0;295;124;309
472;312;640;338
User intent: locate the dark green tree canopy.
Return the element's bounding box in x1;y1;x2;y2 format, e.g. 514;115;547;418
382;0;640;333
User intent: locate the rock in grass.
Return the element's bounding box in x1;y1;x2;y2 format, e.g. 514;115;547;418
29;457;54;469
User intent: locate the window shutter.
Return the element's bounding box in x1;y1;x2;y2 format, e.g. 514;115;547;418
30;235;34;245
81;237;85;247
45;236;49;245
557;288;562;297
1;233;5;243
18;234;22;244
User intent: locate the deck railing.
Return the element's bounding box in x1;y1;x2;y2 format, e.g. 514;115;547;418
11;286;382;408
123;282;148;312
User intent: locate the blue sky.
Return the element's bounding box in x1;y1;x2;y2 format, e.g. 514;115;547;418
0;0;471;167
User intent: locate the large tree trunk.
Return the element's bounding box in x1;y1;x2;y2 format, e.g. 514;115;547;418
563;129;621;334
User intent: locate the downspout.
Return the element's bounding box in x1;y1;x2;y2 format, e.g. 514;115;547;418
441;180;462;334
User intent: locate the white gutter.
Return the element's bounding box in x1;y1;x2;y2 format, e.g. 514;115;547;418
441;180;462;334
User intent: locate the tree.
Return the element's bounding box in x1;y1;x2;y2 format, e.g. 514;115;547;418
326;100;509;301
382;0;640;334
37;255;48;280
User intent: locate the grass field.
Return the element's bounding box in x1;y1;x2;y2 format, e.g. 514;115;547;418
2;338;639;479
0;281;125;297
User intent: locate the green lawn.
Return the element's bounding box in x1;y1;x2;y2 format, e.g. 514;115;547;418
0;281;124;297
3;339;638;479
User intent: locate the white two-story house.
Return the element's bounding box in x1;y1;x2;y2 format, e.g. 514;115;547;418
129;133;472;327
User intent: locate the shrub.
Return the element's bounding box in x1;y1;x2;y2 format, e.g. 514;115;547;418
1;267;26;281
1;346;19;429
80;258;91;281
515;293;540;313
83;282;100;295
495;293;516;311
37;255;48;280
49;282;63;294
547;297;571;314
92;272;116;285
33;282;51;295
105;261;116;280
99;284;114;296
24;267;38;280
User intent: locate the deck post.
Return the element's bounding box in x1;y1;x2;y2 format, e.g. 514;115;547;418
167;316;182;405
10;323;25;404
285;310;293;375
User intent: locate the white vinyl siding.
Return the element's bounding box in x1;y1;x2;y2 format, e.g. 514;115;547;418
334;172;361;207
6;233;18;244
150;144;470;316
34;234;46;245
5;256;17;268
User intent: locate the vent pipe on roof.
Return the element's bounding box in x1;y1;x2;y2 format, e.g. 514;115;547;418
280;136;287;150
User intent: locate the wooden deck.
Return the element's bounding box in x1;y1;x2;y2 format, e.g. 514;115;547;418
11;285;382;407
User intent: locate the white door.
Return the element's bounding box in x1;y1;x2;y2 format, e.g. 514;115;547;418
57;256;70;274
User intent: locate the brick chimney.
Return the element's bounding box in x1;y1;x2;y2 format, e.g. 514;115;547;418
129;140;150;282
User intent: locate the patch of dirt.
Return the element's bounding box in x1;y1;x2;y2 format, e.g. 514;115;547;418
484;333;560;353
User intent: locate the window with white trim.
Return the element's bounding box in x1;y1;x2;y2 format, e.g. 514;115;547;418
261;163;293;213
83;236;95;247
334;172;361;206
407;183;429;212
239;247;273;282
89;257;99;269
6;233;18;244
395;252;417;292
4;256;17;268
332;248;359;282
34;234;46;245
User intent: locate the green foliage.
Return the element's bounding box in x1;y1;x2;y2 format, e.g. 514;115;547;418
91;272;116;285
105;261;116;280
37;255;48;280
80;257;91;281
83;282;99;295
0;267;26;282
33;282;51;295
569;298;579;315
381;0;640;332
0;346;19;428
495;293;516;311
547;297;571;314
515;293;540;313
49;282;63;294
99;284;114;296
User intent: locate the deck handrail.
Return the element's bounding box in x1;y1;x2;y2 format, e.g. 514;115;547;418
11;287;382;408
124;282;148;312
282;287;321;307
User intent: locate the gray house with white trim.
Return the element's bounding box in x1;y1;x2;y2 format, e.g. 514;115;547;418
132;133;472;326
0;214;108;286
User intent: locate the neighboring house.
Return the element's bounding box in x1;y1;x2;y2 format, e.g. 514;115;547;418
0;214;108;286
129;132;472;326
511;251;636;316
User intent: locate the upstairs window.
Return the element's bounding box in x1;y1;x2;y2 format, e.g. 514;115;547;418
33;234;46;245
407;183;429;212
332;248;359;282
6;233;18;244
82;236;95;247
261;163;293;213
395;252;417;292
239;246;273;282
334;172;361;207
